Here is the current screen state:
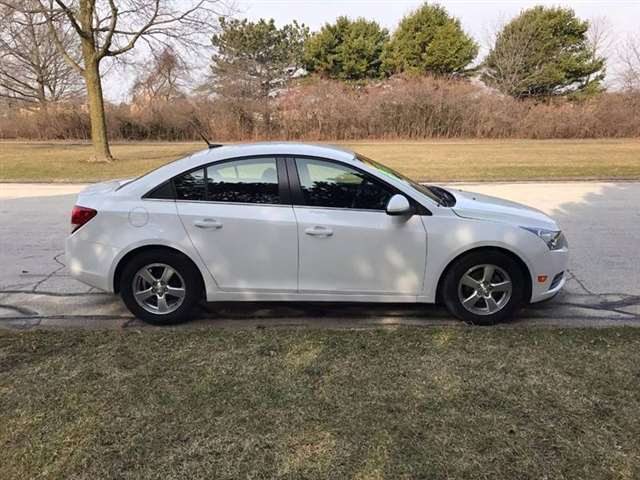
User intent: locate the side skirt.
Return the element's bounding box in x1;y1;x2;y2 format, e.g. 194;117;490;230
205;291;428;304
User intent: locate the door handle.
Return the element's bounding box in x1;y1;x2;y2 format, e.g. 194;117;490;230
305;225;333;237
194;218;223;229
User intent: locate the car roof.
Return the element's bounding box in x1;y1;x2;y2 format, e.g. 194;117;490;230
179;142;357;170
206;142;356;162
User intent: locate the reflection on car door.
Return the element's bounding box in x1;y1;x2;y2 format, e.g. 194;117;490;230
176;157;298;292
291;157;427;295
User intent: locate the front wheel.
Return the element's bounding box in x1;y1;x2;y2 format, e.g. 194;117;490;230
120;250;203;325
441;250;526;325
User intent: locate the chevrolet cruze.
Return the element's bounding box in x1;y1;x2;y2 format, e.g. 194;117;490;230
66;143;568;325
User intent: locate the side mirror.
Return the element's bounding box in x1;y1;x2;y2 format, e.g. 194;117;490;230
386;194;414;216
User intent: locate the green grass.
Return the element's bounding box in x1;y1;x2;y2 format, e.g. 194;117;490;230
1;139;639;182
2;327;640;479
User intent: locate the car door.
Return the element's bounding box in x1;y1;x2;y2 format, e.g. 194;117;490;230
289;157;427;295
176;156;298;292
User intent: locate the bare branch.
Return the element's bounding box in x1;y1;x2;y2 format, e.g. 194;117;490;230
45;15;84;73
103;0;160;57
52;0;87;39
0;3;83;104
618;33;640;91
96;0;118;59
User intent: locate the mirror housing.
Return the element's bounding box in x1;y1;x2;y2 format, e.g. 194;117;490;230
386;194;414;216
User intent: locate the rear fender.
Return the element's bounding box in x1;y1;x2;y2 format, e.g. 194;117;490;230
109;239;218;295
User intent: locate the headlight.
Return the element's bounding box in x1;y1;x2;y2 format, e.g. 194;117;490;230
520;227;567;250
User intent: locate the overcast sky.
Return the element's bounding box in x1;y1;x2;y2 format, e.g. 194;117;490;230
103;0;640;101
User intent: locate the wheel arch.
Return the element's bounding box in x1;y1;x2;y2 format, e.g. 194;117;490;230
435;246;532;305
112;244;206;295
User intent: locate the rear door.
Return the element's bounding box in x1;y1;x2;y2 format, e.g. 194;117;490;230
176;156;298;292
289;157;427;295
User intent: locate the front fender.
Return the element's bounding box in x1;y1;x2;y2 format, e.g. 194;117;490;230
420;215;544;302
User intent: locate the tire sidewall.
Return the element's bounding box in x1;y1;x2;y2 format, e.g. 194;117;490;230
442;250;526;325
120;250;202;325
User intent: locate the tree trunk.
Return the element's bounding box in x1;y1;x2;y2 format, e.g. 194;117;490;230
83;59;113;162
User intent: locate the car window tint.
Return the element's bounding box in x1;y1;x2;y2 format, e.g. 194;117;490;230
295;158;395;210
174;168;205;201
145;181;174;199
206;158;279;204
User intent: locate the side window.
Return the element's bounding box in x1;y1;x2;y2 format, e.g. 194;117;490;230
174;168;205;201
206;157;279;204
295;158;395;210
145;181;174;200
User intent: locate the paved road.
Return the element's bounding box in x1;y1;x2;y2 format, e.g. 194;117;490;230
1;182;639;329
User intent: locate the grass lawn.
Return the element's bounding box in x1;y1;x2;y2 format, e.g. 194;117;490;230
1;139;639;182
2;327;639;479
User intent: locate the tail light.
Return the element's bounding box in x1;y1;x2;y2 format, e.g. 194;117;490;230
71;205;97;233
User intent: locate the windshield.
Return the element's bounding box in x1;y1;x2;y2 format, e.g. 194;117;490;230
355;154;443;204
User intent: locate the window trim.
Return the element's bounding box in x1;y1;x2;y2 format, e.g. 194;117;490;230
143;155;292;206
287;155;431;215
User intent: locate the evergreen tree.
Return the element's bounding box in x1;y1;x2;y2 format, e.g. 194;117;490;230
382;3;478;76
482;6;605;98
304;16;389;80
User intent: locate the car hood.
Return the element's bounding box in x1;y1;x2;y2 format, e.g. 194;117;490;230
449;188;558;230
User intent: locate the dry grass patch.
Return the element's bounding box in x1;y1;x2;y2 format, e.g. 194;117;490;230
1;327;640;479
0;142;198;183
349;139;640;181
1;139;639;182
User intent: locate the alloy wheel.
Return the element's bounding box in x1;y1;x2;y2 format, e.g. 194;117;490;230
132;263;186;315
457;264;513;316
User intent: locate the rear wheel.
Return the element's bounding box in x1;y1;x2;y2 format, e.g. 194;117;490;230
442;250;526;325
120;250;202;325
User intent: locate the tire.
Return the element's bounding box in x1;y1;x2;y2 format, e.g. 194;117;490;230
120;249;203;325
441;250;526;326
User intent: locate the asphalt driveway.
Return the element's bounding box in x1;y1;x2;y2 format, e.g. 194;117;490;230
1;181;639;329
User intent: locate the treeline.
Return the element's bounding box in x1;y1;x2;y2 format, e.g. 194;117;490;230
3;76;639;141
2;2;640;143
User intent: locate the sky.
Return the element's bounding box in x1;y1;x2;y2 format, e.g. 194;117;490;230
103;0;640;101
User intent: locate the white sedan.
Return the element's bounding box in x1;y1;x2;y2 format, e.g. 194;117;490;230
66;143;568;325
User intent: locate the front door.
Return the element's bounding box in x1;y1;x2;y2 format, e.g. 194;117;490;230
291;157;427;295
176;157;298;292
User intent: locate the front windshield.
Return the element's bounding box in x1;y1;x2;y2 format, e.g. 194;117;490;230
355;154;442;204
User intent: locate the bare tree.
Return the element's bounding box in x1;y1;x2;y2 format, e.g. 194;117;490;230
586;16;614;87
130;46;188;103
480;18;540;97
0;5;82;107
588;16;614;59
619;33;640;91
1;0;229;162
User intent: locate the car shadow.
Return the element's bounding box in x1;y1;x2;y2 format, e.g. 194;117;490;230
202;300;450;320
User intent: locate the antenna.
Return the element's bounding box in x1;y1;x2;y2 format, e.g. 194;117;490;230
190;118;222;149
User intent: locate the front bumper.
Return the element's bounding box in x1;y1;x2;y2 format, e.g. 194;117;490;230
65;235;120;292
529;247;569;303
